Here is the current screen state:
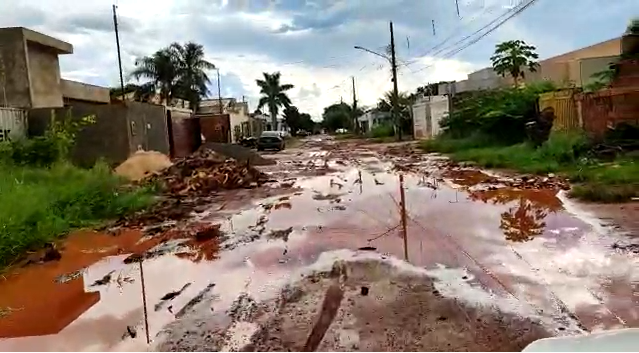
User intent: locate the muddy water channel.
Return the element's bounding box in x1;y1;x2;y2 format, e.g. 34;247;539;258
0;138;637;351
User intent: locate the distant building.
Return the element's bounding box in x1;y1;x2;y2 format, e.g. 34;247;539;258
439;37;622;94
357;109;391;133
199;98;251;142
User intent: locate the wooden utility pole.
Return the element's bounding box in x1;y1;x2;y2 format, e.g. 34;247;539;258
351;76;359;135
399;174;408;261
112;4;125;101
217;68;222;114
389;21;401;141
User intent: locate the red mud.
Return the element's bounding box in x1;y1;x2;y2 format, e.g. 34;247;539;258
0;224;221;338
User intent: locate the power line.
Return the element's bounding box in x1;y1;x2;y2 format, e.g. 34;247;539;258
409;0;540;75
404;1;504;67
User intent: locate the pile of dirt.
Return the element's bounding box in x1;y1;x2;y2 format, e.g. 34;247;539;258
115;150;173;181
149;149;270;196
198;142;276;166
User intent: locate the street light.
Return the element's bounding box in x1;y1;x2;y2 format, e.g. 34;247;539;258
353;46;390;62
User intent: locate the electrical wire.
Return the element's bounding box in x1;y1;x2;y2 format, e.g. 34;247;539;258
409;0;540;75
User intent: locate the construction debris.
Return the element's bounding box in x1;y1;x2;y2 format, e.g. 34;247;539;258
148;149;269;196
199;142;275;166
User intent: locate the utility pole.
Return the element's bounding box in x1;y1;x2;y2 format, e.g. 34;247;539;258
389;21;401;141
351;76;359;135
217;68;222;114
112;4;125;102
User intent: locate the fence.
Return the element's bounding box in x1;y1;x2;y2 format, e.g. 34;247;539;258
28;101;170;167
575;87;639;139
539;87;639;139
538;89;580;131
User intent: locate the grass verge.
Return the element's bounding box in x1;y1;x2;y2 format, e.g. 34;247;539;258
420;132;639;203
0;162;155;268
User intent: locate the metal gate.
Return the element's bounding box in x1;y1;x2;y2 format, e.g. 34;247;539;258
0;107;27;142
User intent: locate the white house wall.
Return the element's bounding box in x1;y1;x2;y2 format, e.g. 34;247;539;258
411;95;449;140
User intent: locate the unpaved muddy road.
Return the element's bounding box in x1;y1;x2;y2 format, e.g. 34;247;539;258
0;136;637;351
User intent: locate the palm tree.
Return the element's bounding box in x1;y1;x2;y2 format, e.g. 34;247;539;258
170;42;215;110
256;72;294;129
377;90;413;139
490;40;539;87
130;42;215;109
130;48;180;104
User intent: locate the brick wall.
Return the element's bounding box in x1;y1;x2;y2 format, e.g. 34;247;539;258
576;87;639;139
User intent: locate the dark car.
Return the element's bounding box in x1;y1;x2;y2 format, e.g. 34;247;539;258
257;131;285;151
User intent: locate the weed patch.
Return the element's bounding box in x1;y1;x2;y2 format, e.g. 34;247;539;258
420;131;639;202
0;162;154;268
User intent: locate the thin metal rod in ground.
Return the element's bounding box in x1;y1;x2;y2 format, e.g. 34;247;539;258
139;259;150;344
399;174;408;261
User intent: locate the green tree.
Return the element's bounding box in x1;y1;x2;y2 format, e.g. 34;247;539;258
256;72;294;129
321;102;352;132
130;42;214;109
283;105;302;135
130;48;180;104
299;113;316;132
377;90;413;138
490;40;539;87
171;42;216;110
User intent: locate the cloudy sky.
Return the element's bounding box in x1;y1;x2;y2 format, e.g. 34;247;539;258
1;0;635;119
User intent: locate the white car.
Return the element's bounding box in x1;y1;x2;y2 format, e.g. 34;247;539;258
335;128;348;134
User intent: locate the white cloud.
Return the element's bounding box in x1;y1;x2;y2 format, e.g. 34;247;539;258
1;0;633;119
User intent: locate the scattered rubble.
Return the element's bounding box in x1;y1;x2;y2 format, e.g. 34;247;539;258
91;270;115;287
148;149;269;196
443;167;570;191
156;283;193;311
109;150;271;232
198;142;276;166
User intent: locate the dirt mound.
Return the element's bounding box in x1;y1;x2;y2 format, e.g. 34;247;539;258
109;150;271;230
114;150;173;181
198;142;276;166
149;149;269;196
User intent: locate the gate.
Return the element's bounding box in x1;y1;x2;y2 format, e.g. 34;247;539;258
538;90;580;131
0;107;27;142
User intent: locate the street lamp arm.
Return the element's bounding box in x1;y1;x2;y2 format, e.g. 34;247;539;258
354;46;390;62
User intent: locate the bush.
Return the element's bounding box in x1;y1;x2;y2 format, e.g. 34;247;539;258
0;162;154;268
370;124;395;138
7;111;96;167
440;81;556;144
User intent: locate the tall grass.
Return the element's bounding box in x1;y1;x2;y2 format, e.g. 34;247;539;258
0;162;154;268
420;131;639;202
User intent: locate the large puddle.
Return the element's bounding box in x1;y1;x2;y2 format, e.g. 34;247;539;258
0;142;637;351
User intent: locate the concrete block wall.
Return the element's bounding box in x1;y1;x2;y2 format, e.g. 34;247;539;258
26;42;64;108
0;28;31;108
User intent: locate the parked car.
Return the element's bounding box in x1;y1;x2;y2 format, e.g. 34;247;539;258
257;131;285;151
297;130;310;137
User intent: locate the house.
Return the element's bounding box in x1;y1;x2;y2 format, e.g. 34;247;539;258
198;98;252;142
0;27;111;108
357;109;392;133
440;37;622;94
0;26;172;165
113;91;190;108
411;95;450;140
